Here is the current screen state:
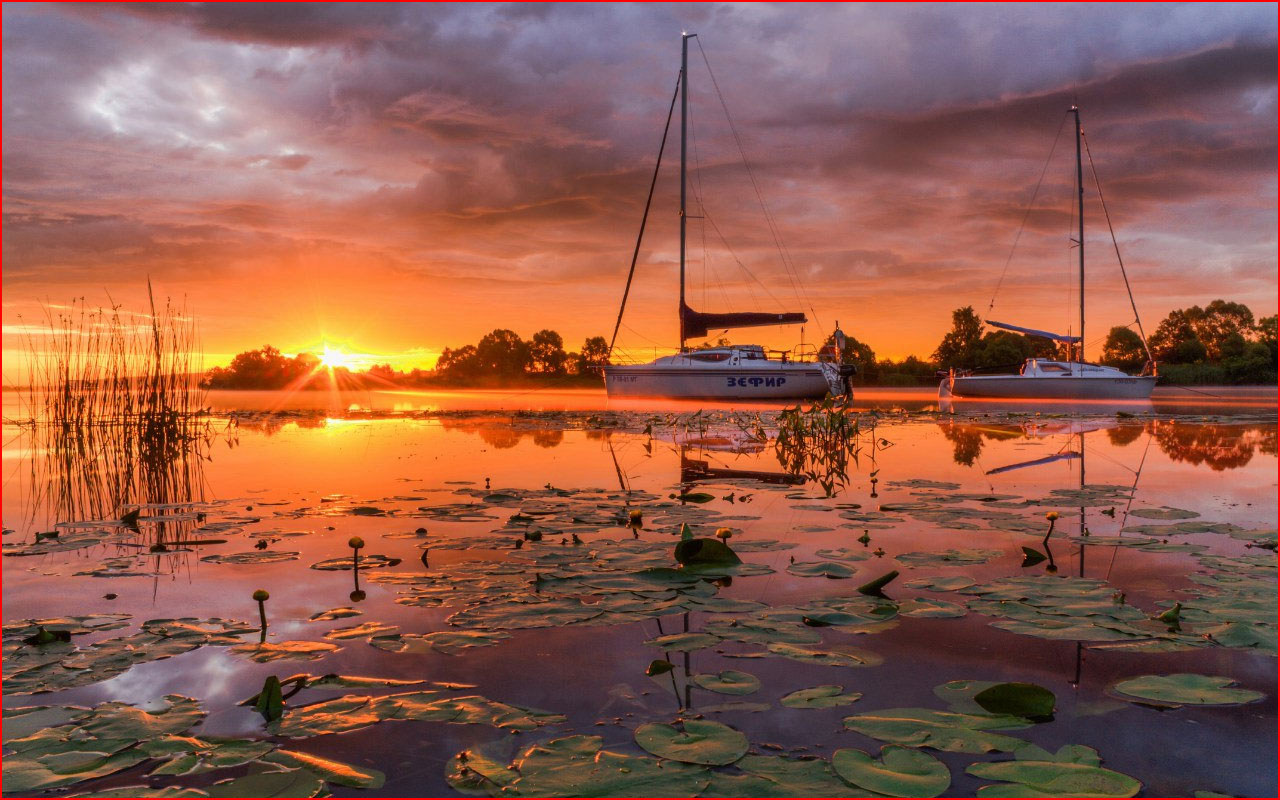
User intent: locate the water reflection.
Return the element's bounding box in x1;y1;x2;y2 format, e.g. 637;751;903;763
11;411;228;552
1150;421;1277;471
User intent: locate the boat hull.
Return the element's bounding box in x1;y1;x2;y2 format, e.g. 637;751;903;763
604;364;832;399
945;375;1156;400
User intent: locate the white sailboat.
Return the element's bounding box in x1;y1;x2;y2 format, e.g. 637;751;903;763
603;34;851;401
942;106;1157;401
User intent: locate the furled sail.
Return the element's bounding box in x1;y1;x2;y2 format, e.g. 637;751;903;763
987;320;1081;343
681;303;805;339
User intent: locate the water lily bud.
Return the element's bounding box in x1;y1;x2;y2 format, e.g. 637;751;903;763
1046;512;1059;521
628;509;643;524
348;536;365;550
715;527;732;539
252;589;270;602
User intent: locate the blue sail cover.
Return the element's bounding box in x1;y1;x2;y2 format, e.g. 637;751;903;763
987;320;1081;343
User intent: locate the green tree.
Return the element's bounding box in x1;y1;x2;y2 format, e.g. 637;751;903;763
1149;309;1206;364
1101;327;1147;372
1191;300;1255;360
475;329;531;377
576;336;611;374
203;345;315;389
435;345;479;380
932;306;984;368
529;329;568;375
1257;315;1278;362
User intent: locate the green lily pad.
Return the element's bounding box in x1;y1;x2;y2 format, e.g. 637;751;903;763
645;631;722;652
324;621;398;640
445;739;518;795
1129;507;1199;519
674;537;741;569
973;682;1056;719
787;560;857;579
262;749;386;788
843;708;1031;753
903;576;977;592
230;641;340;663
204;767;327;797
368;631;511;655
633;719;748;766
832;745;950;797
767;642;882;667
692;670;761;695
967;743;1141;797
814;547;872;562
272;691;564;738
897;598;967;618
504;735;711;796
447;597;603;629
199;551;299;565
896;548;1003;567
780;685;863;709
310;554;401;570
1111;674;1266;707
309;608;361;621
726;755;864;797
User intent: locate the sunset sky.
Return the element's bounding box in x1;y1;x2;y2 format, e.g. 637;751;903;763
3;2;1276;378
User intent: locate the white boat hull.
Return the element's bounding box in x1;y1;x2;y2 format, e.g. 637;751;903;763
945;374;1156;400
604;363;833;399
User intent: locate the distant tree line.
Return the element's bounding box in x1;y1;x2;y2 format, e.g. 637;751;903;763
202;330;612;390
923;300;1275;385
434;329;610;383
203;301;1275;390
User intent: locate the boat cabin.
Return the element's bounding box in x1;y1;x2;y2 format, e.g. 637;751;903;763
1020;359;1128;378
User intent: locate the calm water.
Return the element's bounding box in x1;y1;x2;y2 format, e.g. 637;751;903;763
3;387;1276;797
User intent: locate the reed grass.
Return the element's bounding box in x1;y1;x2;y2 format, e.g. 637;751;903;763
12;283;217;533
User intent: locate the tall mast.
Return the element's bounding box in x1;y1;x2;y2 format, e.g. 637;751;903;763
1072;105;1084;366
679;33;693;350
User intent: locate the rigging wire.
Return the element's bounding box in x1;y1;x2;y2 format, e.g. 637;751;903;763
1081;128;1154;365
989;112;1071;315
608;70;682;357
695;39;824;340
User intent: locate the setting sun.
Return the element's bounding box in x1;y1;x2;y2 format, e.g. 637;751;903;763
319;345;356;370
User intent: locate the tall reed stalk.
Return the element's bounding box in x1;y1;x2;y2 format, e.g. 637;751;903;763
14;284;214;531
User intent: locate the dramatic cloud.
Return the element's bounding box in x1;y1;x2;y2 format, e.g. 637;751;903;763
3;2;1275;372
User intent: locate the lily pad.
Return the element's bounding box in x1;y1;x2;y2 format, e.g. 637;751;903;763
1129;507;1199;520
633;719;748;766
504;735;711;796
780;685;863;709
973;682;1056;719
309;608;361;622
843;708;1031;753
966;743;1141;797
325;621;398;640
261;749;386;789
832;745;950;797
674;537;741;569
369;631;511;655
692;670;761;696
310;554;401;570
787;560;857;579
230;641;340;663
1111;674;1266;707
199;551;300;565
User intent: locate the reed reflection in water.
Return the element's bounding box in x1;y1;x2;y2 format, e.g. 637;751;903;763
10;292;229;550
